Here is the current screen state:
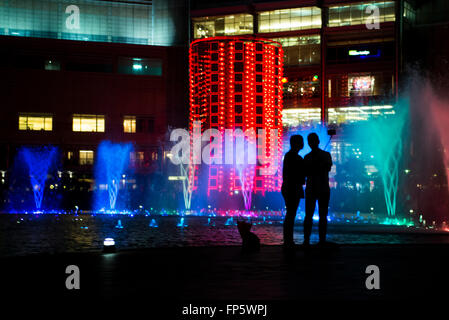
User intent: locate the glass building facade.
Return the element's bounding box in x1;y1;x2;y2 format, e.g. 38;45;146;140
258;7;321;33
328;1;395;27
192;2;395;41
192;13;253;39
273;35;320;66
188;1;400;215
282;105;395;127
0;0;185;46
190;1;398;125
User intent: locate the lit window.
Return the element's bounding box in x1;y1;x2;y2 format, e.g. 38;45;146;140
273;35;320;65
19;113;53;131
282;108;322;126
258;7;321;33
79;150;94;165
283;76;320;108
328;2;395;27
348;74;376;96
403;2;416;23
73;114;105;132
193;14;254;39
44;60;60;71
151;151;158;161
118;57;162;76
130;151;145;167
124;116;136;133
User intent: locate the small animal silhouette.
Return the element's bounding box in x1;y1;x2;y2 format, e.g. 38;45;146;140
237;220;260;253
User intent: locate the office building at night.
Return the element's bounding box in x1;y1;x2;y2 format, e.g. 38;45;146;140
190;0;400;125
189;0;408;212
0;0;188;210
188;37;284;198
1;0;448;212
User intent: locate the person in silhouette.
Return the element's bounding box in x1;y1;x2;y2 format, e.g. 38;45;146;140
304;133;333;246
281;135;305;249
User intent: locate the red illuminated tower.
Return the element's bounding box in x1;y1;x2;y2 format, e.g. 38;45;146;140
189;37;283;201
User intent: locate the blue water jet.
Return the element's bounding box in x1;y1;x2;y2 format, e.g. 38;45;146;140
115;219;124;229
149;219;158;227
352;102;409;217
205;217;216;226
94;141;133;212
19;146;58;210
177;217;187;227
224;217;235;226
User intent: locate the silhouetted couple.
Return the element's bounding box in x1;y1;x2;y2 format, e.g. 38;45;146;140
281;133;333;249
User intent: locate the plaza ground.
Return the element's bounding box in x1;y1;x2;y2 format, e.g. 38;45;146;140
2;243;449;309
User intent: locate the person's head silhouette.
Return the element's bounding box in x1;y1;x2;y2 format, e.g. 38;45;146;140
290;135;303;153
307;133;320;150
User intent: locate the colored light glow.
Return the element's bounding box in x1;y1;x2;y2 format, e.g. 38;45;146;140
189;37;284;204
349;50;370;56
281;77;288;83
352;100;409;217
380;218;414;227
348;49;381;59
351;76;374;91
168;176;187;181
177;217;188;227
19;146;58;210
282;105;395;126
149;219;159;227
3;208;423;228
104;238;115;246
94;142;133;211
133;64;142;70
115;219;124;229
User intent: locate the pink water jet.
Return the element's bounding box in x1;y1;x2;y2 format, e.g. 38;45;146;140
425;85;449;190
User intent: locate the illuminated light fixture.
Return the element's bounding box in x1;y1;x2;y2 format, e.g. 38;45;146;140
133;64;143;71
281;77;288;83
348;49;381;58
348;50;370;56
313;75;319;81
103;237;116;253
189;37;284;198
282;105;395;125
168;176;187;181
104;238;115;246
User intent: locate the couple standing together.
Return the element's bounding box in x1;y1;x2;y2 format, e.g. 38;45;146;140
281;133;333;248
